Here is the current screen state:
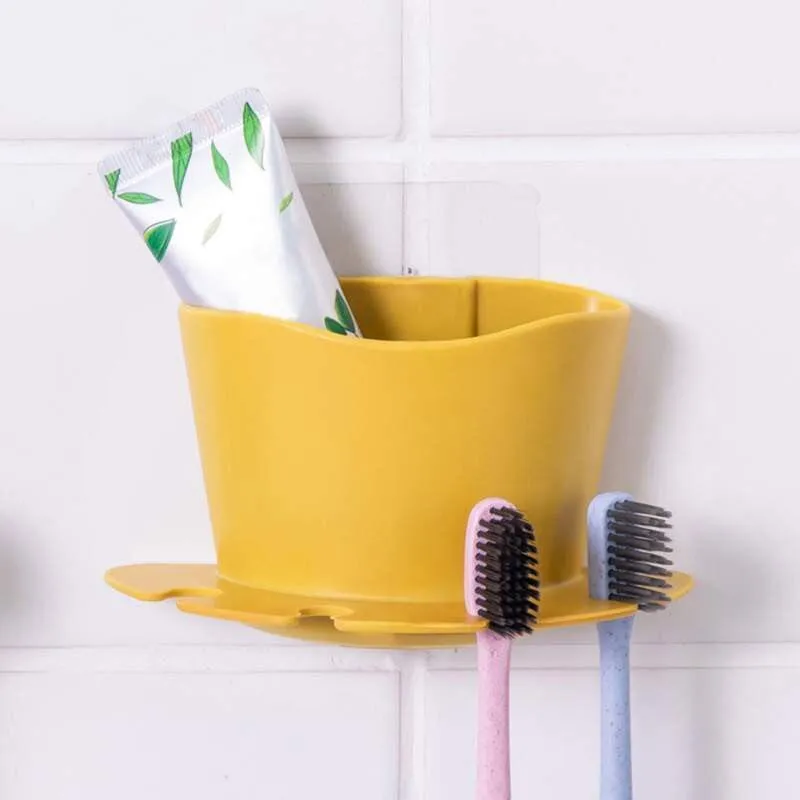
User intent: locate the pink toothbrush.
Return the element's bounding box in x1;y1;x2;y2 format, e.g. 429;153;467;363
465;498;540;800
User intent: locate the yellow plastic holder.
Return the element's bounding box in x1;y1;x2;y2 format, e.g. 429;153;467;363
106;277;693;647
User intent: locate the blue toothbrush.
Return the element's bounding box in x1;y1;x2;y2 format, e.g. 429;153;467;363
587;492;674;800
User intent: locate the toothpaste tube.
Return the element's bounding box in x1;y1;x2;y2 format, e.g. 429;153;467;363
98;88;360;336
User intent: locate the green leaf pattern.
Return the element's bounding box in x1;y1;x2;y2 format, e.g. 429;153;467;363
171;133;193;206
110;102;341;306
279;192;294;213
324;290;357;336
243;102;265;169
118;192;161;205
105;169;120;198
143;219;176;262
334;289;356;333
211;141;232;190
202;214;223;245
324;317;348;335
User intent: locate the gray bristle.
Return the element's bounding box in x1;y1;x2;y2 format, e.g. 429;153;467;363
474;506;540;637
607;499;674;612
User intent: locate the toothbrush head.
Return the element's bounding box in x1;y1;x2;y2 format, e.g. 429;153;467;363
464;498;540;637
587;492;674;611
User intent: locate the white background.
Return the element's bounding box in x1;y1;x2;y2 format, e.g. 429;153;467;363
0;0;797;797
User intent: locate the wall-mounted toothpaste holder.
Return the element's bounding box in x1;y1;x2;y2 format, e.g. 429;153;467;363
106;276;691;647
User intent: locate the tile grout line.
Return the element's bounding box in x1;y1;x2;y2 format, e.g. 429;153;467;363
7;134;800;166
398;1;432;795
397;652;429;800
426;641;800;671
0;643;799;672
400;0;433;276
0;645;400;674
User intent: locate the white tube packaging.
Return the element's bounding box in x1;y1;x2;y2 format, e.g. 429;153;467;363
98;88;360;337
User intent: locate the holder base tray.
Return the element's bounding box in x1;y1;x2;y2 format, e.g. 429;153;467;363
106;564;693;648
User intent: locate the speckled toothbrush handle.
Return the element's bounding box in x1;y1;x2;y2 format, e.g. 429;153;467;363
598;616;634;800
476;628;512;800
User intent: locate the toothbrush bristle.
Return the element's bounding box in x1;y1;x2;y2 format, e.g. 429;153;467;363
607;499;674;612
474;506;540;636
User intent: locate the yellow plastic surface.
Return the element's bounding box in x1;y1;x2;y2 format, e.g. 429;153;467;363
105;563;693;648
180;277;629;597
106;277;694;647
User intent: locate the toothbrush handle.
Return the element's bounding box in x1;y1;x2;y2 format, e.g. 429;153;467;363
598;616;634;800
476;628;512;800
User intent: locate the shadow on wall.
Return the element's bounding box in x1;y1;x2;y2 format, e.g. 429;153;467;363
601;308;673;496
601;310;773;641
0;514;37;633
690;668;723;799
664;519;773;643
302;182;375;278
285;112;377;279
275;106;327;139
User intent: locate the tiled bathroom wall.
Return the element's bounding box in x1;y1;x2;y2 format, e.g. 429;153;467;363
0;0;797;796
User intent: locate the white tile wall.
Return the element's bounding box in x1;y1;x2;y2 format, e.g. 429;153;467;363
425;181;540;277
303;182;404;276
0;164;400;646
0;0;797;797
0;0;401;138
531;159;800;645
431;0;800;135
426;666;799;799
0;671;399;798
